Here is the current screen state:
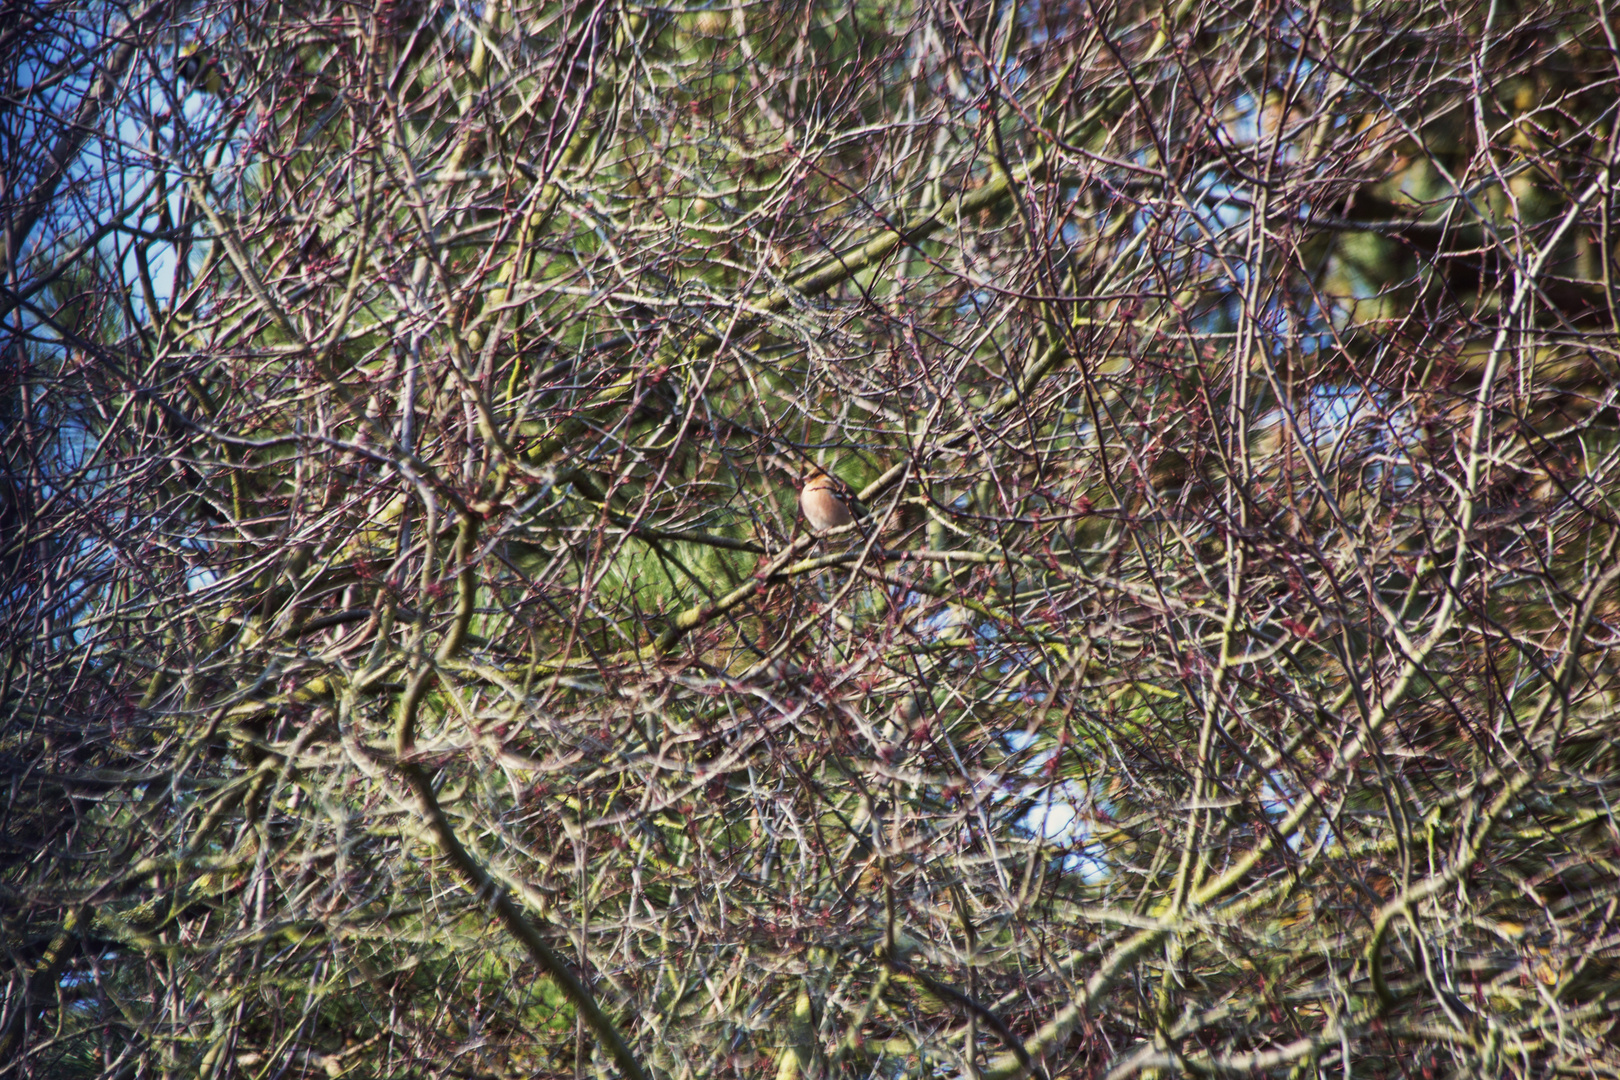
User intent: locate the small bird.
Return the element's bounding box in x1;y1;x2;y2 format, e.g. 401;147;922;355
799;471;861;535
176;43;230;98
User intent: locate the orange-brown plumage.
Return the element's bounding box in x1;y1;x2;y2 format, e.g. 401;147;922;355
799;472;857;534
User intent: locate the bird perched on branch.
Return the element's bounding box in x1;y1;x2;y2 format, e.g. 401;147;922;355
176;43;231;98
799;470;863;536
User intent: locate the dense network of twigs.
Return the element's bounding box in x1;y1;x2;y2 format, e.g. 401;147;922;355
4;1;1619;1077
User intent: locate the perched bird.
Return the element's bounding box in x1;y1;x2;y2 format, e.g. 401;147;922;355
799;471;861;535
176;43;230;97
